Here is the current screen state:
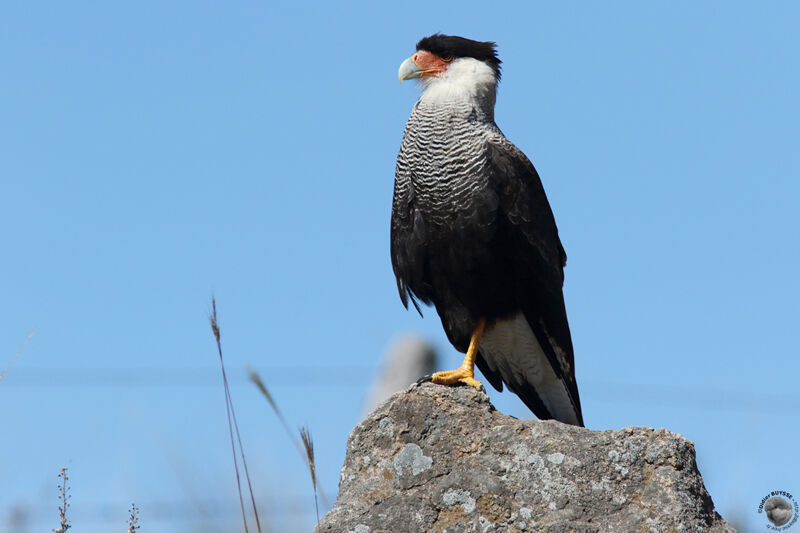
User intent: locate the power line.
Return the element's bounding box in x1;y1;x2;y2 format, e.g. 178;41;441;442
0;366;371;387
2;366;798;412
585;381;800;413
3;497;322;525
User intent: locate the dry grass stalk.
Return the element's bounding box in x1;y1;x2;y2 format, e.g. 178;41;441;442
210;298;262;533
299;426;320;524
127;503;140;532
249;369;293;438
54;467;71;533
1;329;35;383
249;370;331;511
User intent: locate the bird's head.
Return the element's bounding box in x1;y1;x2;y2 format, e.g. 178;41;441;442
398;34;501;94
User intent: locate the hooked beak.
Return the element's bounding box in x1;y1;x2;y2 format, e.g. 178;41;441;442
398;55;422;82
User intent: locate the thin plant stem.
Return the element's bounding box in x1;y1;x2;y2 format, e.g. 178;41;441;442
127;503;140;532
299;426;320;524
249;370;331;509
1;329;35;383
55;467;71;533
210;298;262;533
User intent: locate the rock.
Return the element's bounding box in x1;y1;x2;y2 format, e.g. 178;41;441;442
317;382;734;533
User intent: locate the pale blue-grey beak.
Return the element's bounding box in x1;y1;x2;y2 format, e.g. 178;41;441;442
398;55;422;82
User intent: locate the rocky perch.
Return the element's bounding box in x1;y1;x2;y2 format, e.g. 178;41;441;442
318;383;733;532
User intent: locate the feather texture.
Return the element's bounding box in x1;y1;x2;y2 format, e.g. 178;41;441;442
391;39;583;426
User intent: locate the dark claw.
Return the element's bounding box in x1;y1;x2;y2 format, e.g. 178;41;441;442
416;374;433;384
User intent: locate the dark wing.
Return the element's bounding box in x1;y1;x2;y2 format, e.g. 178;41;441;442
390;172;428;316
477;135;583;426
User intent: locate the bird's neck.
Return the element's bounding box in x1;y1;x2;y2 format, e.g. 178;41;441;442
416;58;498;123
417;84;496;123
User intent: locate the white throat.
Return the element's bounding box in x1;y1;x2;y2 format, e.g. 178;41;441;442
418;57;497;116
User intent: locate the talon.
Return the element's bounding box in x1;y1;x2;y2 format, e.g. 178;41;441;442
416;374;433;384
428;318;487;393
431;369;484;391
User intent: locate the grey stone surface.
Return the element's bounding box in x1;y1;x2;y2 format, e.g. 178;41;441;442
318;382;734;533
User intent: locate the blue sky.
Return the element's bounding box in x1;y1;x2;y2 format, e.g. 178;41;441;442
1;2;798;531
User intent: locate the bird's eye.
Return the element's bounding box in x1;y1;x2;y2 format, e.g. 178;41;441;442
443;56;454;63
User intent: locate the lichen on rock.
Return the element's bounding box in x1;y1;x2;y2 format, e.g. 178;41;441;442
318;382;733;533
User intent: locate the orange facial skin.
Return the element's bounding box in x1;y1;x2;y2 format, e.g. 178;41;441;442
412;51;452;77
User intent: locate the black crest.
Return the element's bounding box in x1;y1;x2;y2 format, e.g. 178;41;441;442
416;34;502;79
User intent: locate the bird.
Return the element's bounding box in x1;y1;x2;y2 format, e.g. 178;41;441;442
391;34;584;426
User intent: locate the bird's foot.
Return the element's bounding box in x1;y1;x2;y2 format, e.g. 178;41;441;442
429;367;484;391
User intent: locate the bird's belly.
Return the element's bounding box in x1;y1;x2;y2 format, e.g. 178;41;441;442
482;314;552;386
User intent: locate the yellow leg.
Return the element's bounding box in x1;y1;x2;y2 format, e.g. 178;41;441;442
431;318;486;391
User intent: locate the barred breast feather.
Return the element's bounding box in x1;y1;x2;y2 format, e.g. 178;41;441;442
391;77;583;426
